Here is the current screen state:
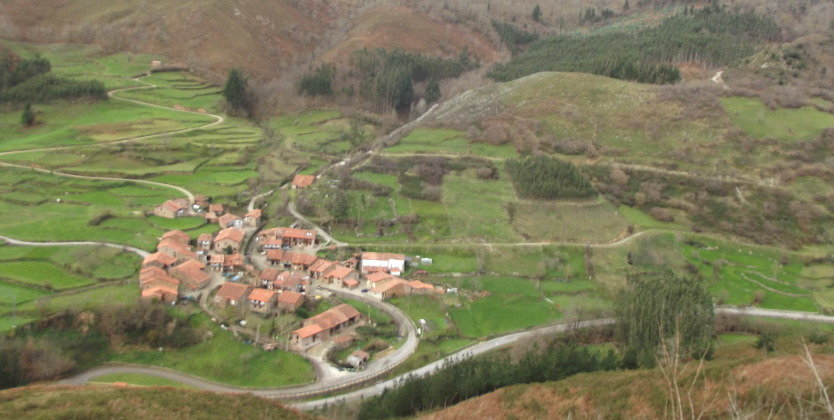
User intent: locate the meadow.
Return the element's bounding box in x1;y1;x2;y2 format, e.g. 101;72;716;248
110;314;315;388
721;96;834;142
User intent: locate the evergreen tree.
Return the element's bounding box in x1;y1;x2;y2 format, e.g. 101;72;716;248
222;68;249;113
424;79;440;103
532;4;542;22
21;103;34;127
615;269;715;367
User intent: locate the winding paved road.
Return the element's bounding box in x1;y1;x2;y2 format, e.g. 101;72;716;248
0;235;150;258
57;307;834;409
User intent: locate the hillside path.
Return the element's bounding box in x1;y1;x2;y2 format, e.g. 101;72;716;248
0;235;150;258
0;75;230;204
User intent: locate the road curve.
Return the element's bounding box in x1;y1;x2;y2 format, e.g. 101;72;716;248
59;286;419;400
0;235;150;258
287;201;346;246
56;308;834;409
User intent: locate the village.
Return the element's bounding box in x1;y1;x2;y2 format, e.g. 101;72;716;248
139;175;443;369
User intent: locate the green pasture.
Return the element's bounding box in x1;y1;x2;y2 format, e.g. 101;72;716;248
0;99;213;152
721;96;834;142
111;315;315;388
511;199;629;243
386;128;517;158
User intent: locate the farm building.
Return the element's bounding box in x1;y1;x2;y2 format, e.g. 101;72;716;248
142;252;177;269
361;252;406;276
213;228;245;253
248;288;278;315
153;199;189;219
291;304;361;349
141;284;178;303
266;250;319;270
214;282;252;307
196;233;213;251
323;265;360;289
244;209;262;227
218;213;243;229
258;227;318;246
277;291;305;312
169;259;211;290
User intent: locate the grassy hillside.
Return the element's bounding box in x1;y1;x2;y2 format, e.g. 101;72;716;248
0;385;311;419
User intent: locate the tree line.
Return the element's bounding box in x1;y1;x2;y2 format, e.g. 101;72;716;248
492;20;539;55
356;344;621;419
505;155;596;199
0;53;106;105
488;5;780;84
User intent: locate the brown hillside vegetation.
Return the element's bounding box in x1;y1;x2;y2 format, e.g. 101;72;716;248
0;385;313;419
423;354;834;419
0;0;499;80
320;4;501;67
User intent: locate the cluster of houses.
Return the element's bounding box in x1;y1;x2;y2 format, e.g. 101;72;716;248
143;193;443;354
140;229;211;302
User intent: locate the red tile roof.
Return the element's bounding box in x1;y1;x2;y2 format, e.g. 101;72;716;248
259;268;281;282
248;288;277;303
307;304;361;331
215;227;245;244
142;285;178;301
408;280;436;290
373;278;410;294
170;259;210;289
218;213;241;227
160;199;188;212
161;230;190;243
143;252;177;267
278;290;305;306
366;271;396;283
266;250;318;266
216;282;250;301
310;259;337;274
326;265;357;280
245;209;262;219
209;204;224;213
362;252;406;261
292;174;316;188
197;233;213;243
292;324;324;339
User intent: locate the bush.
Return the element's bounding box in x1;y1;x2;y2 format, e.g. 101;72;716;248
506;155;596;199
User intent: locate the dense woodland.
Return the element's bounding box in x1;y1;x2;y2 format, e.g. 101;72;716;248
0;53;105;104
615;269;715;367
506;156;596;199
351;49;475;112
357;344;621;419
489;5;781;84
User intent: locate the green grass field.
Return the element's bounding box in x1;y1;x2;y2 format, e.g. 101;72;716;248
721;96;834;142
512;199;629;243
110;315;315;388
386;128;517;158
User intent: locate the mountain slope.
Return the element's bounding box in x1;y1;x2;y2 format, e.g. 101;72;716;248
0;385;312;419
